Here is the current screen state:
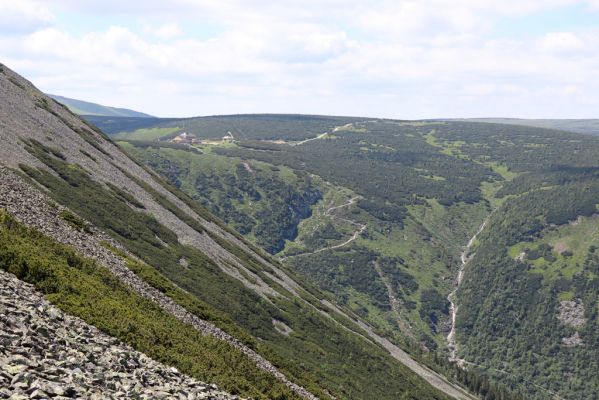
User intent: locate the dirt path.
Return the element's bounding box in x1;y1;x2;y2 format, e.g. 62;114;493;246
447;215;491;364
293;132;328;146
324;196;359;214
277;193;477;398
280;196;366;260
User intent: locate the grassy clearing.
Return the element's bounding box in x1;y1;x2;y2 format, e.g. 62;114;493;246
508;214;599;281
423;131;469;158
480;181;507;208
486;161;518;181
278;182;358;257
333;123;367;133
116;127;180;141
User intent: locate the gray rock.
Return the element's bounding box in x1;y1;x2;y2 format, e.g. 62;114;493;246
0;165;317;400
0;270;241;400
557;299;586;328
562;331;584;347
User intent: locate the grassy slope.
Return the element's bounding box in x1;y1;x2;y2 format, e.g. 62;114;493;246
118;118;599;399
0;210;296;399
16;136;451;400
118;125;494;354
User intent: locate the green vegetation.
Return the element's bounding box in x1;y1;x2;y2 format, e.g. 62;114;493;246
122;143;322;253
116;120;492;349
17;135;453;400
217;121;496;214
0;210;295;399
58;210;91;233
115;127;180;141
114;116;599;399
105;182;146;209
457;194;599;398
208;121;496;347
430;122;599;399
87;114;361;141
16;69;599;399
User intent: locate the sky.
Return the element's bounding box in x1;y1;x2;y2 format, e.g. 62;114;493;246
1;0;598;119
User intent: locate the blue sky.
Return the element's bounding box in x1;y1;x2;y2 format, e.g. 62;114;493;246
1;0;598;119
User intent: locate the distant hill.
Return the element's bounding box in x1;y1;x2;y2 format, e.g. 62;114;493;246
10;65;599;399
49;94;154;118
454;118;599;135
84;113;366;138
1;63;470;400
111;111;599;399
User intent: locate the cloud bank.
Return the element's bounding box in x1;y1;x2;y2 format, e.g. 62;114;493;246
1;0;598;118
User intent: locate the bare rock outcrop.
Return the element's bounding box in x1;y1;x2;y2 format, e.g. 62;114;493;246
0;166;318;400
557;299;586;348
558;299;586;328
562;332;584;348
0;269;239;400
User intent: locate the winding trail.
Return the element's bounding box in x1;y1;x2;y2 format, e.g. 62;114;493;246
280;196;366;260
447;215;491;364
293;132;329;146
278;193;478;398
324;196;359;214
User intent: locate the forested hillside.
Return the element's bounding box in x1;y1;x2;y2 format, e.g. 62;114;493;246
460;118;599;136
114;114;599;399
0;64;475;400
432;124;599;399
50;94;155;118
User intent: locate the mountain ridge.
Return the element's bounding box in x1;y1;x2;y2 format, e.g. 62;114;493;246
447;117;599;135
49;94;155;118
118;112;599;399
0;63;473;399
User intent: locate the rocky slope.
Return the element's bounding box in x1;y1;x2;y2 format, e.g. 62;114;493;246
0;269;238;400
0;63;472;399
0;165;315;399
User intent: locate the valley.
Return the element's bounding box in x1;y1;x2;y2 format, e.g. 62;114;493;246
448;215;492;365
103;113;599;399
2;62;599;400
0;63;472;400
2;0;597;399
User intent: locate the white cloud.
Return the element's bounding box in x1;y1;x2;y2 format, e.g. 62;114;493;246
0;0;54;34
541;32;584;52
1;0;599;118
153;23;183;39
